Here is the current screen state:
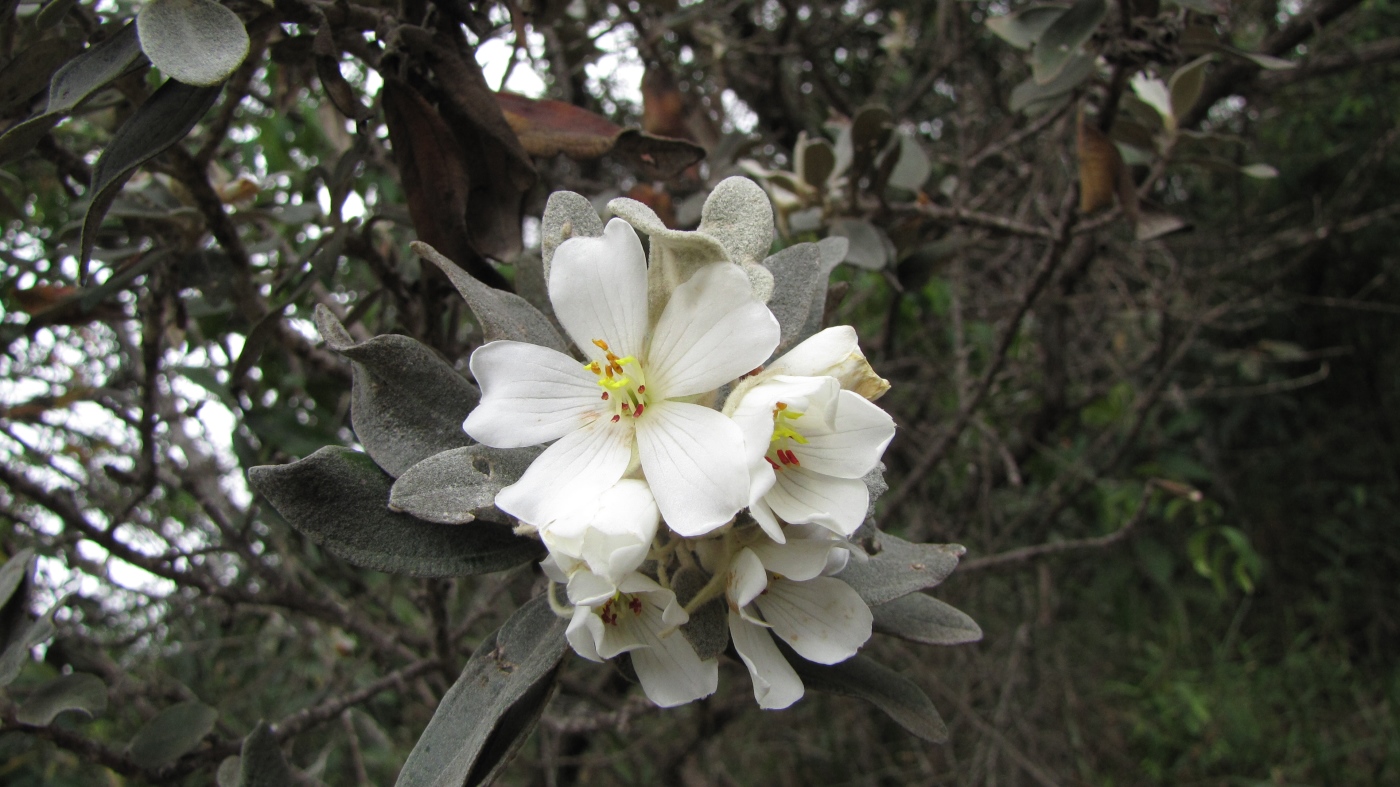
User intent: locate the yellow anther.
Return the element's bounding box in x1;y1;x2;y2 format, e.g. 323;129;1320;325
600;376;632;390
613;355;637;366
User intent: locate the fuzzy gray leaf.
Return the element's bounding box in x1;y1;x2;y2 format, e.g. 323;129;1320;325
249;447;543;578
763;242;825;355
236;721;298;787
540;191;604;284
127;701;218;769
789;650;947;742
137;0;250;86
872;593;983;645
414;241;569;354
671;566;729;661
313;305;479;478
16;672;107;725
840;531;964;606
396;594;567;787
390;445;541;525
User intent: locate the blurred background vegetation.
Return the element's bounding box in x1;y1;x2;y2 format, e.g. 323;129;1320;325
1;0;1398;783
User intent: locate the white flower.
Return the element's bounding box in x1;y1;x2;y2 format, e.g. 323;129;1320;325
729;370;895;542
465;218;780;536
725;530;872;709
565;572;719;708
537;479;659;602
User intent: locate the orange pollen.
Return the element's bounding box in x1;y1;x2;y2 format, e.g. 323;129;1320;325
775;402;788;411
605;365;615;379
593;339;610;351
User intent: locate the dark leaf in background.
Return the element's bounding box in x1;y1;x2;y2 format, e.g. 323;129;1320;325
249;447;543;578
314;305;479;477
672;565;729;660
395;594;567;787
0;595;66;688
235;721;299;787
126;700;218;769
788;648;948;742
80;79;221;265
1032;0;1106;84
16;672;108;725
0;37;82;116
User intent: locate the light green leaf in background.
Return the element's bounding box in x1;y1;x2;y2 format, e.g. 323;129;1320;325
137;0;250;86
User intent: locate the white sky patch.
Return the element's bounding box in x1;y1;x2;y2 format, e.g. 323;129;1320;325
722;90;759;133
476;35;549;97
585;24;645;115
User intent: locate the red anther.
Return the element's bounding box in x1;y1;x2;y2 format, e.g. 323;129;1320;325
637;385;645;393
621;402;631;412
611;415;621;423
745;366;764;377
628;597;643;615
765;456;781;469
787;450;800;466
601;392;609;400
633;403;644;418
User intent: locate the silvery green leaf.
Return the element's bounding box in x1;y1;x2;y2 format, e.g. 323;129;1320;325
829;218;893;270
1010;53;1094;113
871;593;983;645
127;701;218;769
862;464;888;520
1031;0;1105;84
762;242;825;354
249;447;543;578
236;721;298;787
840;531;964;606
698;176;775;268
413;242;569;354
0;594;65;687
314;305;478;478
396;594;567;787
886;132;932;192
540;190;604;283
80;79;221;265
16;672;108;725
390;445;541;525
137;0;250;86
0;548;34;624
672;566;729;661
788;650;948;742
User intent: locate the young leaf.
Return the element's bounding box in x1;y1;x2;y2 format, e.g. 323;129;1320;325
840;531;964;606
249;447;544;578
829;218;892;270
1009;53;1094;113
412;241;569;354
136;0;250;86
16;672;108;725
389;445;542;525
395;594;568;787
80;79;221;265
885;132;933;192
540;190;604;281
313;305;479;477
871;593;983;646
789;650;948;742
1168;56;1212;126
126;701;218;769
1032;0;1106;85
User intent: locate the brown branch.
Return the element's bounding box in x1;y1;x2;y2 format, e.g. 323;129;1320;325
959;483;1156;572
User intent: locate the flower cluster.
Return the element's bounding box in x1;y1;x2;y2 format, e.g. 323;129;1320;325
464;183;896;709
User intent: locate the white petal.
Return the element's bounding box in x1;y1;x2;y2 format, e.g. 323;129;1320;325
727;548;768;609
624;601;718;707
542;479;659;584
635;401;749;536
644;264;779;398
765;466;869;537
494;420;632;525
768;326;858;377
565;570;616;607
565;607;606;662
749;537;839;582
465;341;606;447
793;390;895;478
756;577;872;665
729;611;804;710
748;496;785;543
548;218;649;360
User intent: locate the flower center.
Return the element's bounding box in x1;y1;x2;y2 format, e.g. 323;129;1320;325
765;401;807;470
598;592;645;626
585;339;651;422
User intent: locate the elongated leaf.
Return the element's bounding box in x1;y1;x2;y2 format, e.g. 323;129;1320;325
412;241;569;354
762;242;825;354
1169;55;1212;126
390;445;541;525
0;595;66;687
0;549;34;619
249;447;543;577
47;24;145;115
872;593;983;646
396;595;568;787
236;722;297;787
17;672;108;725
985;5;1067;50
137;0;250;86
1032;0;1106;84
840;532;964;606
80;79;221;265
1010;52;1094;113
127;701;218;769
0;38;81;116
313;305;479;477
790;651;948;742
